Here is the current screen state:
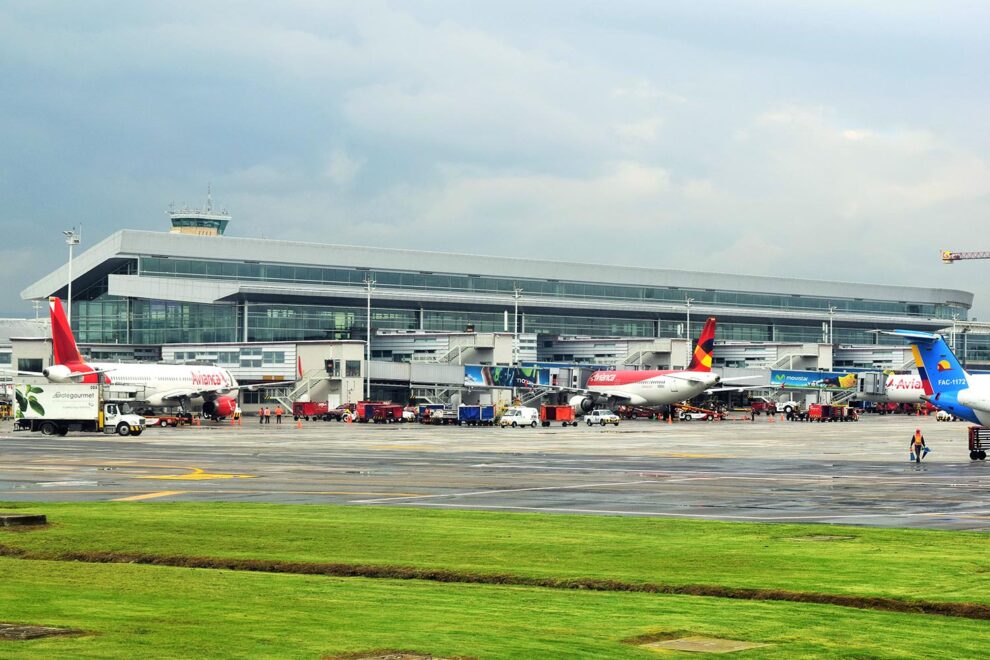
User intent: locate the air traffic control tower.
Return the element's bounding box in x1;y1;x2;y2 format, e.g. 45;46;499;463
168;188;231;236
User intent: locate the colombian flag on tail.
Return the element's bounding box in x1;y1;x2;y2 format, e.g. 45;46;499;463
687;317;716;372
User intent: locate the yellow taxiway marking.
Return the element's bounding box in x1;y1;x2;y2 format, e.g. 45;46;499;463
112;490;188;502
137;467;257;481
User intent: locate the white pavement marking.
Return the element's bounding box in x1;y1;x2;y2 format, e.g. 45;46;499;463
350;480;657;504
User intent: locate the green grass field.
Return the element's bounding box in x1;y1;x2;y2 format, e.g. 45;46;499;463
1;502;989;658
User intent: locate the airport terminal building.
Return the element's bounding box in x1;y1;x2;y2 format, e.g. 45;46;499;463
20;224;984;391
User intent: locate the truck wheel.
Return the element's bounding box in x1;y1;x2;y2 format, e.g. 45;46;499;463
981;451;988;461
587;420;592;426
117;424;131;437
159;419;168;427
531;421;537;428
600;420;606;426
511;421;517;428
40;422;57;436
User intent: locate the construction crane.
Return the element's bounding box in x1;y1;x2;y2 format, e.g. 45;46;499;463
941;250;990;264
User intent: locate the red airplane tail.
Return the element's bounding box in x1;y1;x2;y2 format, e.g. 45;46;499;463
49;297;84;366
687;317;716;372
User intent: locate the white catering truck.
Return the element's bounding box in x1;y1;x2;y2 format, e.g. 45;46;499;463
14;383;145;437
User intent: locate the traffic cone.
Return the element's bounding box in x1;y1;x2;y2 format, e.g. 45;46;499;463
296;419;302;429
779;414;784;422
667;415;672;424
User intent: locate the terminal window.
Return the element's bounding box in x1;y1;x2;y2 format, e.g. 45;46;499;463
345;360;361;377
18;359;42;373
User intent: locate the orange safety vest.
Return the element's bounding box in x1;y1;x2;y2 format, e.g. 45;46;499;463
913;433;924;447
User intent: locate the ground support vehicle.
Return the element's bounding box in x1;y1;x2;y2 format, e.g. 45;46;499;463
372;404;405;423
540;404;577;427
325;404;355;422
355;401;389;423
292;401;329;421
458;405;496;426
749;397;776;416
675;403;724;422
427;409;459;425
14;383;145;437
616;405;656;420
807;404;858;422
418;404;445;423
585;409;620;426
499;407;540;428
146;413;193;428
968;427;989;461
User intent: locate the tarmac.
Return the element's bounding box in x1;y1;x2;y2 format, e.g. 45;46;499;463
1;414;988;530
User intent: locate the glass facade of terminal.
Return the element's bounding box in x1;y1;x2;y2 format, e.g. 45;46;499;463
65;255;973;357
136;257;967;320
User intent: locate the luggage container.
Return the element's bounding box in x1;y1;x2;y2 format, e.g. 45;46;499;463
458;404;496;426
540;404;577;427
372;404;405;423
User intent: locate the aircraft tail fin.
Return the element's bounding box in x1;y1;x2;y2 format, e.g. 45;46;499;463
687;317;716;372
887;329;968;396
49;297;83;366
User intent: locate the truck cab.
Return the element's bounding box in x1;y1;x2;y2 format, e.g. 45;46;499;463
102;403;146;436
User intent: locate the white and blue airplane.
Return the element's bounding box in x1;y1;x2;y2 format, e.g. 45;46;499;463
885;329;990;425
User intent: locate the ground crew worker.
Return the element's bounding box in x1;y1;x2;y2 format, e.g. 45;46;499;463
259;407;264;424
233;405;241;422
910;428;927;463
263;406;271;424
274;405;283;425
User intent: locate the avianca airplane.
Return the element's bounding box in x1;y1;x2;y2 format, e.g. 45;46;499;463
37;297;261;419
567;317;728;412
885;328;990;425
856;372;926;404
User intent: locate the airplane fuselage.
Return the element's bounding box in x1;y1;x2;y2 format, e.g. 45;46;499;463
585;370;719;406
88;362;238;407
857;374;926;404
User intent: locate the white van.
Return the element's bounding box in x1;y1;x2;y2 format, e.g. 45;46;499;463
499;406;539;428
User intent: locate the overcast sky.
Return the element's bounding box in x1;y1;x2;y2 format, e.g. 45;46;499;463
2;1;989;318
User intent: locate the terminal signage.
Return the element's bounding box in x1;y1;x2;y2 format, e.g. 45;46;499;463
464;365;550;388
770;370;858;390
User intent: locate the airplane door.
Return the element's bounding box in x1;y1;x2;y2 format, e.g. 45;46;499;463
668;378;678;393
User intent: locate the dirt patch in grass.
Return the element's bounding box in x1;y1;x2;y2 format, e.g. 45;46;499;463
0;622;85;641
792;535;857;542
2;544;989;621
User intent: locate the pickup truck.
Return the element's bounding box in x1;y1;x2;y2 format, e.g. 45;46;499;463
585;409;620;426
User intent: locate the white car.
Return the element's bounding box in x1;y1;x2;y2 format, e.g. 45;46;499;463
499;406;539;428
586;409;620;426
679;410;715;421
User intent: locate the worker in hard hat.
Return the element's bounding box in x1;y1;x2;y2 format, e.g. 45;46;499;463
909;429;928;463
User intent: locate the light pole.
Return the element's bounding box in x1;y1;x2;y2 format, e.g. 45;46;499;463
684;297;695;366
951;313;959;350
512;287;523;366
364;275;375;400
63;228;81;325
827;306;837;345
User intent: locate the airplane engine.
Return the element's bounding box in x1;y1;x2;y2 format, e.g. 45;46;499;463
203;396;237;420
569;395;595;414
42;365;74;382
